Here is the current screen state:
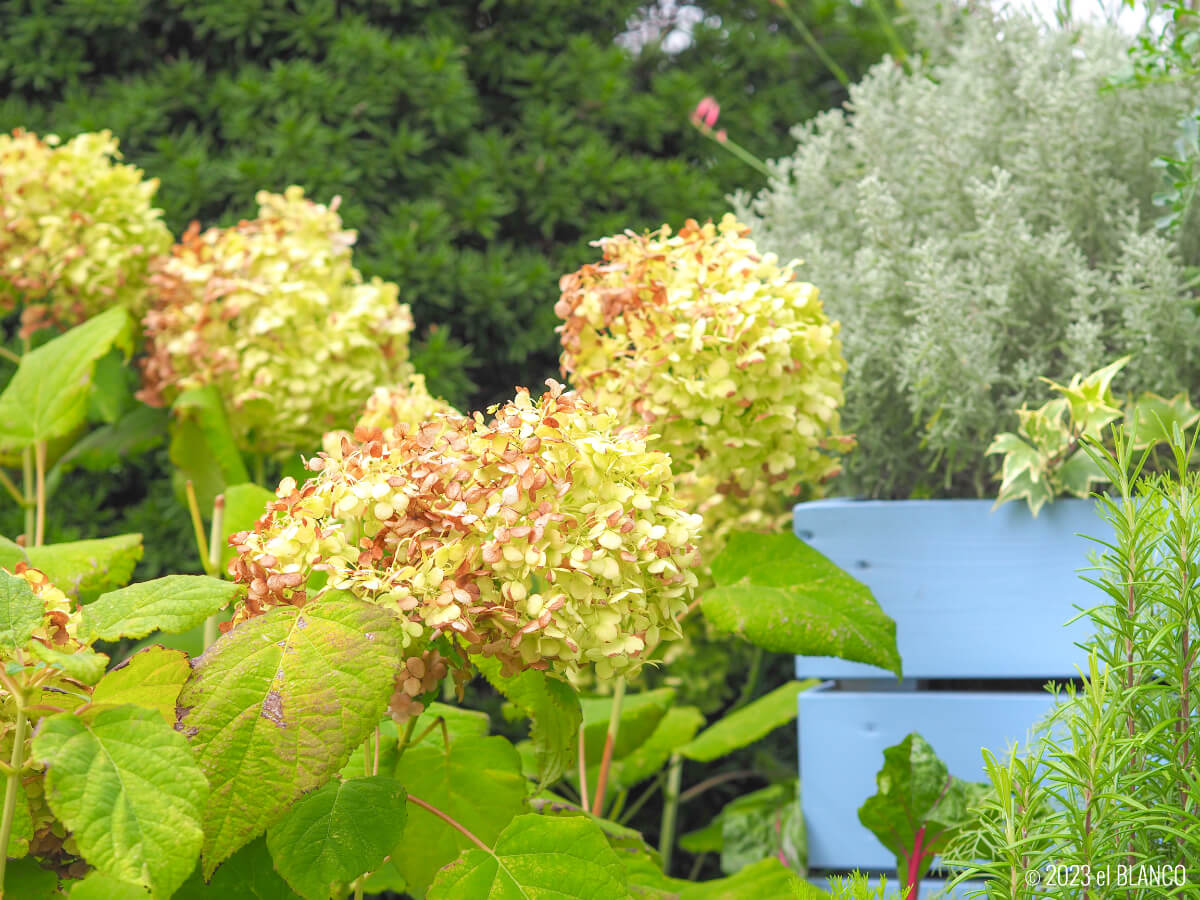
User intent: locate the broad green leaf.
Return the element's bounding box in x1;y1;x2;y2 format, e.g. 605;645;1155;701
0;535;28;572
86;349;136;425
169;386;250;512
857;733;988;884
4;857;59;899
175;836;301;900
0;775;32;857
49;406;166;487
360;858;408;895
24;534;144;604
92;646;192;724
220;483;277;568
476;656;581;789
341;703;491;781
177;597;402;876
0;307;133;449
392;734;528;897
581;687;674;763
266;776;407;900
428;813;628;900
82;575;241;642
29;642;109;685
703;533;901;677
678;814;724;855
607;706;704;792
679;858;812;899
719;782;804;876
69;871;154;900
33;706;209;899
680;681;817;763
0;570;44;654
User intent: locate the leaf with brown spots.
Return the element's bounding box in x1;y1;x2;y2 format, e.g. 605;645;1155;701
175;596;402;876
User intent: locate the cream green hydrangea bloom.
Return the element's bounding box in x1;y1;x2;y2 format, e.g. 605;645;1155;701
0;129;172;333
322;373;461;456
140;187;413;457
229;382;701;679
557;214;850;553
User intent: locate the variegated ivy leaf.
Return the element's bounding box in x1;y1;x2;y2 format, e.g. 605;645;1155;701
176;596;402;876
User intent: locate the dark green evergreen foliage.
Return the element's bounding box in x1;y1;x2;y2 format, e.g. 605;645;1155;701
0;0;904;408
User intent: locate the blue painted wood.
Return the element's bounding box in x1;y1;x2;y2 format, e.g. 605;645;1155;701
792;498;1107;679
798;686;1060;871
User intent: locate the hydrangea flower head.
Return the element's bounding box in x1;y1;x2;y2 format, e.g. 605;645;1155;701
556;214;851;542
0;129;172;334
139;187;413;457
229;381;701;679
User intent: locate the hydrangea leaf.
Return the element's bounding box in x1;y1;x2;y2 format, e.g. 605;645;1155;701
174;836;301;900
266;776;407;900
169;385;251;513
82;575;241;642
28;642;109;685
68;871;158;900
0;570;44;654
49;405;166;482
428;813;628;899
476;656;581;789
0;306;133;449
219;483;277;569
33;706;209;899
580;687;674;763
680;680;818;763
0;775;32;857
391;734;527;897
3;858;59;899
678;858;812;898
23;534;144;604
176;597;401;876
92;646;192;724
703;532;901;677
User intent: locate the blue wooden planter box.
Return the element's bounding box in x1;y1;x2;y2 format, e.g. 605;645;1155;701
792;498;1109;891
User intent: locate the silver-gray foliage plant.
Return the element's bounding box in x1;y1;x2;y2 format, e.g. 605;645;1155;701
737;0;1200;498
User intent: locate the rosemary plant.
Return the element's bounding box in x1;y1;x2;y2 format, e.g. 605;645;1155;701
945;426;1200;897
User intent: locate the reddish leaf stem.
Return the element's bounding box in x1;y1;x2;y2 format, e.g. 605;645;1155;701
407;792;490;853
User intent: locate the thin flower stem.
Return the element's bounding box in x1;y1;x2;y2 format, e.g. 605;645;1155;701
0;346;19;365
394;717;420;765
0;469;24;509
731;647;764;712
773;0;850;86
373;725;381;777
591;677;626;814
202;494;226;650
659;753;684;874
33;441;46;547
185;481;212;575
577;723;590;814
0;685;27;894
407;793;490;852
21;448;33;545
677;769;764;805
618;774;663;825
866;0;909;64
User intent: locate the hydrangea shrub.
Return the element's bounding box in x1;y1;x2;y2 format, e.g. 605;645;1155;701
0;129;171;334
138;187;413;457
229;381;701;681
556;214;850;548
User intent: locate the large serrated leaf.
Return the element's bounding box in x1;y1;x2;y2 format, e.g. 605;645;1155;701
33;706;209;899
680;681;817;763
0;570;44;654
92;646;192;724
175;836;301;900
703;533;901;677
29;642;108;685
82;575;241;642
169;386;250;512
266;776;407;900
392;734;528;897
177;597;401;876
428;813;628;899
476;656;581;789
0;307;133;449
23;534;144;604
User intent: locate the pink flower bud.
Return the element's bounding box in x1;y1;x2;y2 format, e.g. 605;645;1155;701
715;129;728;143
692;96;720;129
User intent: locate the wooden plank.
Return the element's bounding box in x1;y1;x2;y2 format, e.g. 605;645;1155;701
792;498;1105;679
798;686;1060;871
